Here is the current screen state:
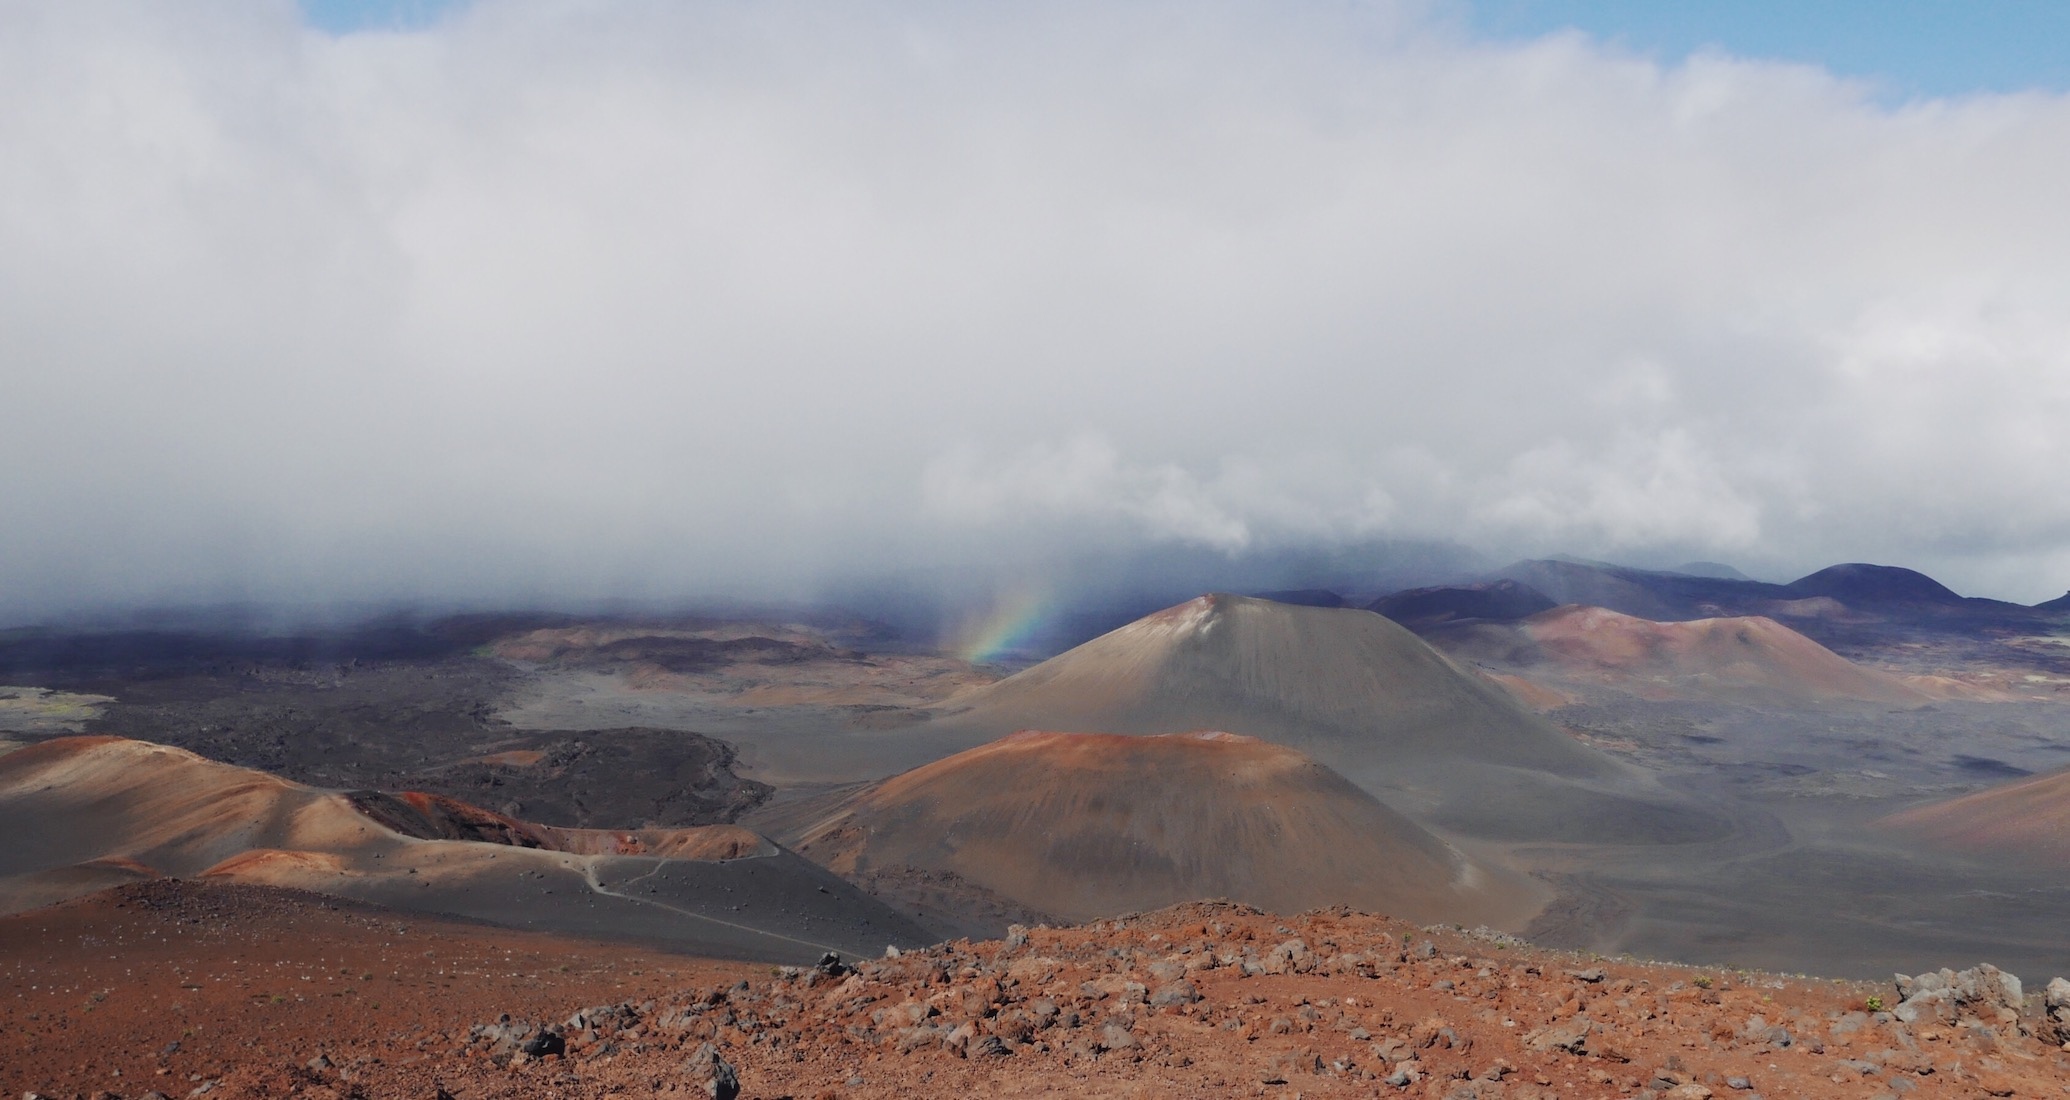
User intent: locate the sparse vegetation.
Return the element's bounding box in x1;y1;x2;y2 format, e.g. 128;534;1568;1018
1692;975;1713;989
1865;995;1885;1012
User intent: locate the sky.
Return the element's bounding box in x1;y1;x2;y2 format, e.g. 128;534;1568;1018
5;0;2070;627
1469;1;2070;100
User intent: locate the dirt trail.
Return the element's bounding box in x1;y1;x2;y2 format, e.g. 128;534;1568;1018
579;858;856;958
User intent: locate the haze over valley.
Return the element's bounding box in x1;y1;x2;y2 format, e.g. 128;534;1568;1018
8;2;2070;1096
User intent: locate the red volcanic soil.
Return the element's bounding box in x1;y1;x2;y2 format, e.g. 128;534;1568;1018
1881;768;2070;863
0;736;936;962
20;896;2066;1099
1515;605;1933;704
0;880;759;1099
779;730;1544;930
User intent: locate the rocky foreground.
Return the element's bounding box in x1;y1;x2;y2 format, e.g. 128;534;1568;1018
56;898;2067;1100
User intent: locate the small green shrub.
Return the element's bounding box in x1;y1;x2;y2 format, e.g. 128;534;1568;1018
1865;995;1885;1013
1691;976;1713;989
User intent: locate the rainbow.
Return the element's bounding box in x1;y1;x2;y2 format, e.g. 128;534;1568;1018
949;589;1054;664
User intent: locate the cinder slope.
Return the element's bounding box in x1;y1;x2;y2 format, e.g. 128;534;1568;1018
925;595;1713;843
935;594;1614;779
1881;768;2070;863
783;731;1546;928
0;737;930;961
1512;605;1932;705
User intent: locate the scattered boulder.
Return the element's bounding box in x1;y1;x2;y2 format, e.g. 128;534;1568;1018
517;1028;565;1058
418;904;2070;1099
1098;1023;1139;1051
1149;980;1202;1007
1528;1015;1593;1054
683;1041;740;1100
1890;964;2023;1028
2046;977;2070;1044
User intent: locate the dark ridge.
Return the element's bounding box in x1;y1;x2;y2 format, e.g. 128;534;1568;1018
1490;559;1796;621
582;635;846;672
345;790;555;848
1248;589;1346;608
2037;591;2070;612
1674;561;1753;581
0;622;484;678
1369;580;1557;628
0;608;883;680
1951;755;2034;779
1785;563;1965;606
340;730;775;831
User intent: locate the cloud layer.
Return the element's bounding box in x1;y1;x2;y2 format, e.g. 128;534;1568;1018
4;0;2070;623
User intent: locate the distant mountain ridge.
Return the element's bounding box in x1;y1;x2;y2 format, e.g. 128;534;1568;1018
1783;563;1966;606
1368;580;1556;628
1472;559;2050;623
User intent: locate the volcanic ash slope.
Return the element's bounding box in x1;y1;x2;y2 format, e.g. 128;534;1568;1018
781;730;1547;929
926;595;1712;842
1880;767;2070;864
0;737;930;961
936;594;1611;776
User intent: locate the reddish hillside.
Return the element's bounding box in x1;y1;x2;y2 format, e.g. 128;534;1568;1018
0;879;763;1098
0;737;929;960
781;730;1544;929
1881;768;2070;863
1501;605;1932;705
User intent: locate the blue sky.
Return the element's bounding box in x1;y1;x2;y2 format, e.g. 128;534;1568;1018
1467;0;2070;99
301;0;2070;100
299;0;458;34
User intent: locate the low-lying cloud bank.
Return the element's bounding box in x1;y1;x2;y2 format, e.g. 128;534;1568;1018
3;0;2069;624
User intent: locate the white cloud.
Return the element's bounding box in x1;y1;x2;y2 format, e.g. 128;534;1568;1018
3;0;2070;619
924;437;1254;550
1469;429;1764;551
921;437;1400;552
